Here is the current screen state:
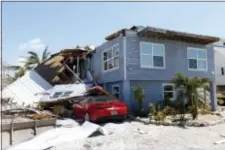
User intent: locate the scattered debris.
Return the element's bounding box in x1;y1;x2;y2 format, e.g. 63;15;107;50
135;128;148;135
214;134;225;145
221;134;225;138
26;113;54;120
38;86;115;119
214;139;225;145
55;118;79;127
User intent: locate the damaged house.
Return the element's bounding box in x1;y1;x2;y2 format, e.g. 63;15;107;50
2;25;221;113
90;25;220;112
1;46;97;107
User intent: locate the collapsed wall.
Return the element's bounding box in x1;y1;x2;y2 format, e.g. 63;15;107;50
1;70;52;107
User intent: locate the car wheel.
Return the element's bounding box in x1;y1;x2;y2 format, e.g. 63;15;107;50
84;113;90;121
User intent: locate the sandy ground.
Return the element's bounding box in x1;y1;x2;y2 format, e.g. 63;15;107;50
52;121;225;150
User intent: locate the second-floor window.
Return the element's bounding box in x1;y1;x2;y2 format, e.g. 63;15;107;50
140;42;165;69
187;47;207;71
102;44;119;71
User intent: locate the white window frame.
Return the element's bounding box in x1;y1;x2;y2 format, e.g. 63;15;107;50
50;91;73;99
162;83;175;101
112;84;120;98
50;92;63;99
140;41;166;69
187;47;208;71
102;43;119;72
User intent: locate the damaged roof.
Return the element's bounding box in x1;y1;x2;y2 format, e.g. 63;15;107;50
138;26;220;44
105;25;220;44
105;28;127;41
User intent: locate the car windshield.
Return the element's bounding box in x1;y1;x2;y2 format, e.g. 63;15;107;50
91;95;115;102
80;92;115;103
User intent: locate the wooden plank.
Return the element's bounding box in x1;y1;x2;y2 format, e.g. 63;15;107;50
2;118;56;132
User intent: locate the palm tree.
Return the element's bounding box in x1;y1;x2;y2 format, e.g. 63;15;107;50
6;46;50;81
171;73;211;120
6;65;27;80
25;46;50;68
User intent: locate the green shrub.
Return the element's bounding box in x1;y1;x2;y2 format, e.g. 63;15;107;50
149;102;177;121
156;103;162;112
154;111;166;121
162;106;177;116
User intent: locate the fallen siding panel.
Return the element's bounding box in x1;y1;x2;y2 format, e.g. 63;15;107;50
39;83;92;103
2;70;52;106
7;121;108;150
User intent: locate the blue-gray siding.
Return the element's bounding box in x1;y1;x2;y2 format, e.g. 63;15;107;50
101;81;131;111
125;32;215;81
91;30;217;111
104;81;123;99
91;36;125;83
130;80;166;112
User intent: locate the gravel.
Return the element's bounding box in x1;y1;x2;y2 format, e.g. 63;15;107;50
52;121;225;150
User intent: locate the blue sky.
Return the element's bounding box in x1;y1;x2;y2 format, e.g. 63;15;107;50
2;2;225;65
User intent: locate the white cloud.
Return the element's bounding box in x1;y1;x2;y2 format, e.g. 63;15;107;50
17;56;28;67
19;38;46;51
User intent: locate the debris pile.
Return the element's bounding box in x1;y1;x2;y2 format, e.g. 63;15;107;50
7;120;109;150
1;46;99;118
1;45;117;150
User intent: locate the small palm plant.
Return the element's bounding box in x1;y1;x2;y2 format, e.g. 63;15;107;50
171;73;189;120
133;85;145;115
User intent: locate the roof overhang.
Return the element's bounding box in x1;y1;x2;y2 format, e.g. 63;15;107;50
49;47;94;59
138;26;220;45
105;28;127;41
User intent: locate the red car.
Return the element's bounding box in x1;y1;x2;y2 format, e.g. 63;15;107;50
72;87;128;122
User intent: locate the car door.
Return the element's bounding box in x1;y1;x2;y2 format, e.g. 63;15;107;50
73;98;89;119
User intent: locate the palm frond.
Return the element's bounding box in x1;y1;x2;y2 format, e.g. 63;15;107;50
28;51;39;57
171;72;189;88
6;65;21;70
27;51;41;64
25;57;39;68
41;46;50;62
15;68;26;78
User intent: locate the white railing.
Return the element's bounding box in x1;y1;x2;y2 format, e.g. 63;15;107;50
197;88;211;104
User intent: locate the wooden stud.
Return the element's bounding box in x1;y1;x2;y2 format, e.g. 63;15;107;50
34;119;37;136
77;56;79;77
10;117;14;145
